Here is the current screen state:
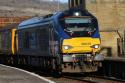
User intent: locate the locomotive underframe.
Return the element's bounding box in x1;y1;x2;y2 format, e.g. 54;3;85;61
62;53;103;72
62;61;101;72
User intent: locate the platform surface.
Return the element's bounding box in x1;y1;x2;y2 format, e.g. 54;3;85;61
104;57;125;62
0;64;55;83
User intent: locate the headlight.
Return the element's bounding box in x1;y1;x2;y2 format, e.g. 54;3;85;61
63;45;72;50
64;46;70;50
94;45;99;49
92;45;100;49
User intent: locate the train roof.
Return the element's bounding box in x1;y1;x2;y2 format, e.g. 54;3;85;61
18;17;43;29
18;8;97;30
18;14;55;30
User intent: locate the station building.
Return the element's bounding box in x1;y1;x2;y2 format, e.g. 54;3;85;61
86;0;125;57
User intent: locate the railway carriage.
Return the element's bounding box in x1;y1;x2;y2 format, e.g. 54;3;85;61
0;24;18;64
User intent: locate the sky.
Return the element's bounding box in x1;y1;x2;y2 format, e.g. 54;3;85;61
47;0;68;3
60;0;68;3
42;0;68;3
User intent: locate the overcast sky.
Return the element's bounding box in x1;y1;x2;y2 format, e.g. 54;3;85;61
60;0;68;3
41;0;68;3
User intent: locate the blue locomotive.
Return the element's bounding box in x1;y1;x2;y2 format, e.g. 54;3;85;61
0;8;103;73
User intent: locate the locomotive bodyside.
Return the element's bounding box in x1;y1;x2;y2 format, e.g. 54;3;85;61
17;17;54;56
17;16;61;68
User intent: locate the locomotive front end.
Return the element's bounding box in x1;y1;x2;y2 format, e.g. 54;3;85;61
61;38;102;72
59;9;103;72
62;38;101;63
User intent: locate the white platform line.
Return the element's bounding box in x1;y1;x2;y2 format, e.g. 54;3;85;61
0;64;55;83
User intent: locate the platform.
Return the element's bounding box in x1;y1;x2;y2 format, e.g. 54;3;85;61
0;64;55;83
104;57;125;62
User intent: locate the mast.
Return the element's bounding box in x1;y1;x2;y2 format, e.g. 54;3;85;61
68;0;86;10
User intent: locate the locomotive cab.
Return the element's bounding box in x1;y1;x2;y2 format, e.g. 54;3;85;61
61;16;101;61
59;9;103;72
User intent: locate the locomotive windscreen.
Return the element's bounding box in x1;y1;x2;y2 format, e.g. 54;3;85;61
65;18;91;24
62;17;96;37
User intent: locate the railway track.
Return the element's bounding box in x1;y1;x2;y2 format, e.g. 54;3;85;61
24;68;125;83
58;73;125;83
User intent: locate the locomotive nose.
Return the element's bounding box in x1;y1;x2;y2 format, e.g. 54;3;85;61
62;38;100;54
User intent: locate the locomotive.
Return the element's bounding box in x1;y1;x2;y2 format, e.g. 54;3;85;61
0;7;103;73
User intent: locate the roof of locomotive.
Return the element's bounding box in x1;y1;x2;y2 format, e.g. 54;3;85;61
18;8;97;30
18;13;58;29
